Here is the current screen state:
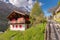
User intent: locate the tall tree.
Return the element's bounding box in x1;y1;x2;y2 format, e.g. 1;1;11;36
30;1;43;18
58;0;60;5
30;0;44;25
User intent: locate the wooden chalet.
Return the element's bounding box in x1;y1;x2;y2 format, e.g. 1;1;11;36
7;10;30;31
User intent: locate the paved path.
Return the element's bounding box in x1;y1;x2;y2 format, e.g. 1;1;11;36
45;21;60;40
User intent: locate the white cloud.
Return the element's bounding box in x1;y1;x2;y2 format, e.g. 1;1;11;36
9;0;14;4
27;0;35;10
9;0;35;8
0;0;43;12
8;0;43;12
9;0;35;11
9;0;28;7
39;2;43;6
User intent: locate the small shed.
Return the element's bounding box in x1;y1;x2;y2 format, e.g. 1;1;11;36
7;10;30;31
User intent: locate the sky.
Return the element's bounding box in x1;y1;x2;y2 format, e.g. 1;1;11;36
39;0;58;16
0;0;58;16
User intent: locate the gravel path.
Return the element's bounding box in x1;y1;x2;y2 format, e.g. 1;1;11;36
45;21;60;40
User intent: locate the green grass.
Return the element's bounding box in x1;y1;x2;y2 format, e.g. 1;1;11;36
0;23;46;40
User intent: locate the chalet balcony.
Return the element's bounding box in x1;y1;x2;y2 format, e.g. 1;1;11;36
8;21;25;24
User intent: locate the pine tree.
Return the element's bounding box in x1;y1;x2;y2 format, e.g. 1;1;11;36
30;1;43;18
58;0;60;5
30;0;44;25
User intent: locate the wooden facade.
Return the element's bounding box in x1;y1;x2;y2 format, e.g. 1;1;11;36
7;10;30;31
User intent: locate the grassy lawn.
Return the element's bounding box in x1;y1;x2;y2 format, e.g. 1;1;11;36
0;23;46;40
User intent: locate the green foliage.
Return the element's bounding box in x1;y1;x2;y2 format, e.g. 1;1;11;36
30;1;43;18
58;0;60;5
0;23;46;40
0;31;19;40
23;23;46;40
30;1;45;25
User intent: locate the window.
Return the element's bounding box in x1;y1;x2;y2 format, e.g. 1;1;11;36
17;17;25;23
12;25;14;28
16;25;18;28
19;25;22;28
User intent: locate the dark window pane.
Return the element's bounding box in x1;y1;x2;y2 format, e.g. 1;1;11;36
20;25;22;28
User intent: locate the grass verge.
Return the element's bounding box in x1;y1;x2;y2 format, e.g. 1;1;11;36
0;23;46;40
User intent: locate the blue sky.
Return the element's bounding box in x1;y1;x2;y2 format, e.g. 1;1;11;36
39;0;58;16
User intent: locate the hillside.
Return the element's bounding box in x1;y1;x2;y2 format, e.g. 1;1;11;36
0;1;11;31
